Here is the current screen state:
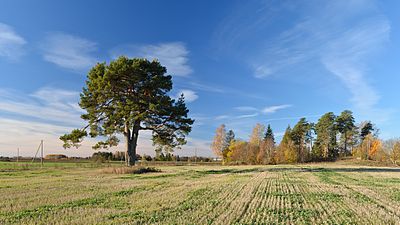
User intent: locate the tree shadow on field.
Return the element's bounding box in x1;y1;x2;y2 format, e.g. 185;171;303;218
264;167;400;173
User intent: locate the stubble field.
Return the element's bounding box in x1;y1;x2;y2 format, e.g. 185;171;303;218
0;161;400;224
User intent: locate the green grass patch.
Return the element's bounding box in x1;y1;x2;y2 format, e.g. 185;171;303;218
314;169;341;185
391;191;400;202
106;211;145;220
353;192;375;204
264;208;321;223
308;192;343;202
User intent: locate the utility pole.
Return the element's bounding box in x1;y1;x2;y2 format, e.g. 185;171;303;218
41;140;44;167
17;148;19;163
32;140;44;166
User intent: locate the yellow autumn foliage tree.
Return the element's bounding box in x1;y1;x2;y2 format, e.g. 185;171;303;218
391;142;400;165
368;139;381;158
226;140;248;164
354;134;389;161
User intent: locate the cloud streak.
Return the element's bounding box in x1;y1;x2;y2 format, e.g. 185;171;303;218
267;1;389;114
215;115;229;120
321;17;389;110
0;87;88;157
234;104;292;115
262;104;292;114
0;23;26;60
234;106;258;112
0;87;83;126
111;42;192;77
41;33;98;71
215;0;390;118
211;104;291;126
236;113;259;119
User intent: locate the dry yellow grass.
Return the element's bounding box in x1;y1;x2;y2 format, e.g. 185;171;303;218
101;166;160;174
0;162;400;224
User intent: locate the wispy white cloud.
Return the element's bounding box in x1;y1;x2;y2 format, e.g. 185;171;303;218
233;104;291;115
254;65;273;79
212;0;282;54
0;88;168;157
236;113;259;119
234;106;258;112
0;118;75;156
259;2;390;116
262;104;292;114
0;87;82;126
111;42;192;77
321;17;389;110
0;87;86;157
41;33;98;71
209;104;292;124
177;81;266;100
186;81;226;93
0;23;26;60
216;0;391;121
215;115;229;120
176;89;198;103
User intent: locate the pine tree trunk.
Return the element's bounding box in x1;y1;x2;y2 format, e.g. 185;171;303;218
125;121;140;167
130;126;139;166
126;139;136;166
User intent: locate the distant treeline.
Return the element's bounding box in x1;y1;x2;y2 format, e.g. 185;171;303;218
0;153;215;163
91;151;214;163
0;155;87;162
212;110;400;165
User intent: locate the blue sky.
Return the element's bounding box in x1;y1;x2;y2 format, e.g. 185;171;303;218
0;0;399;157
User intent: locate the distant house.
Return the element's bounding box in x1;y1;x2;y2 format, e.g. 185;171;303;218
44;154;68;160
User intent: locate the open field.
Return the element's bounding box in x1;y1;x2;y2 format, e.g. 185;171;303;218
1;162;400;224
